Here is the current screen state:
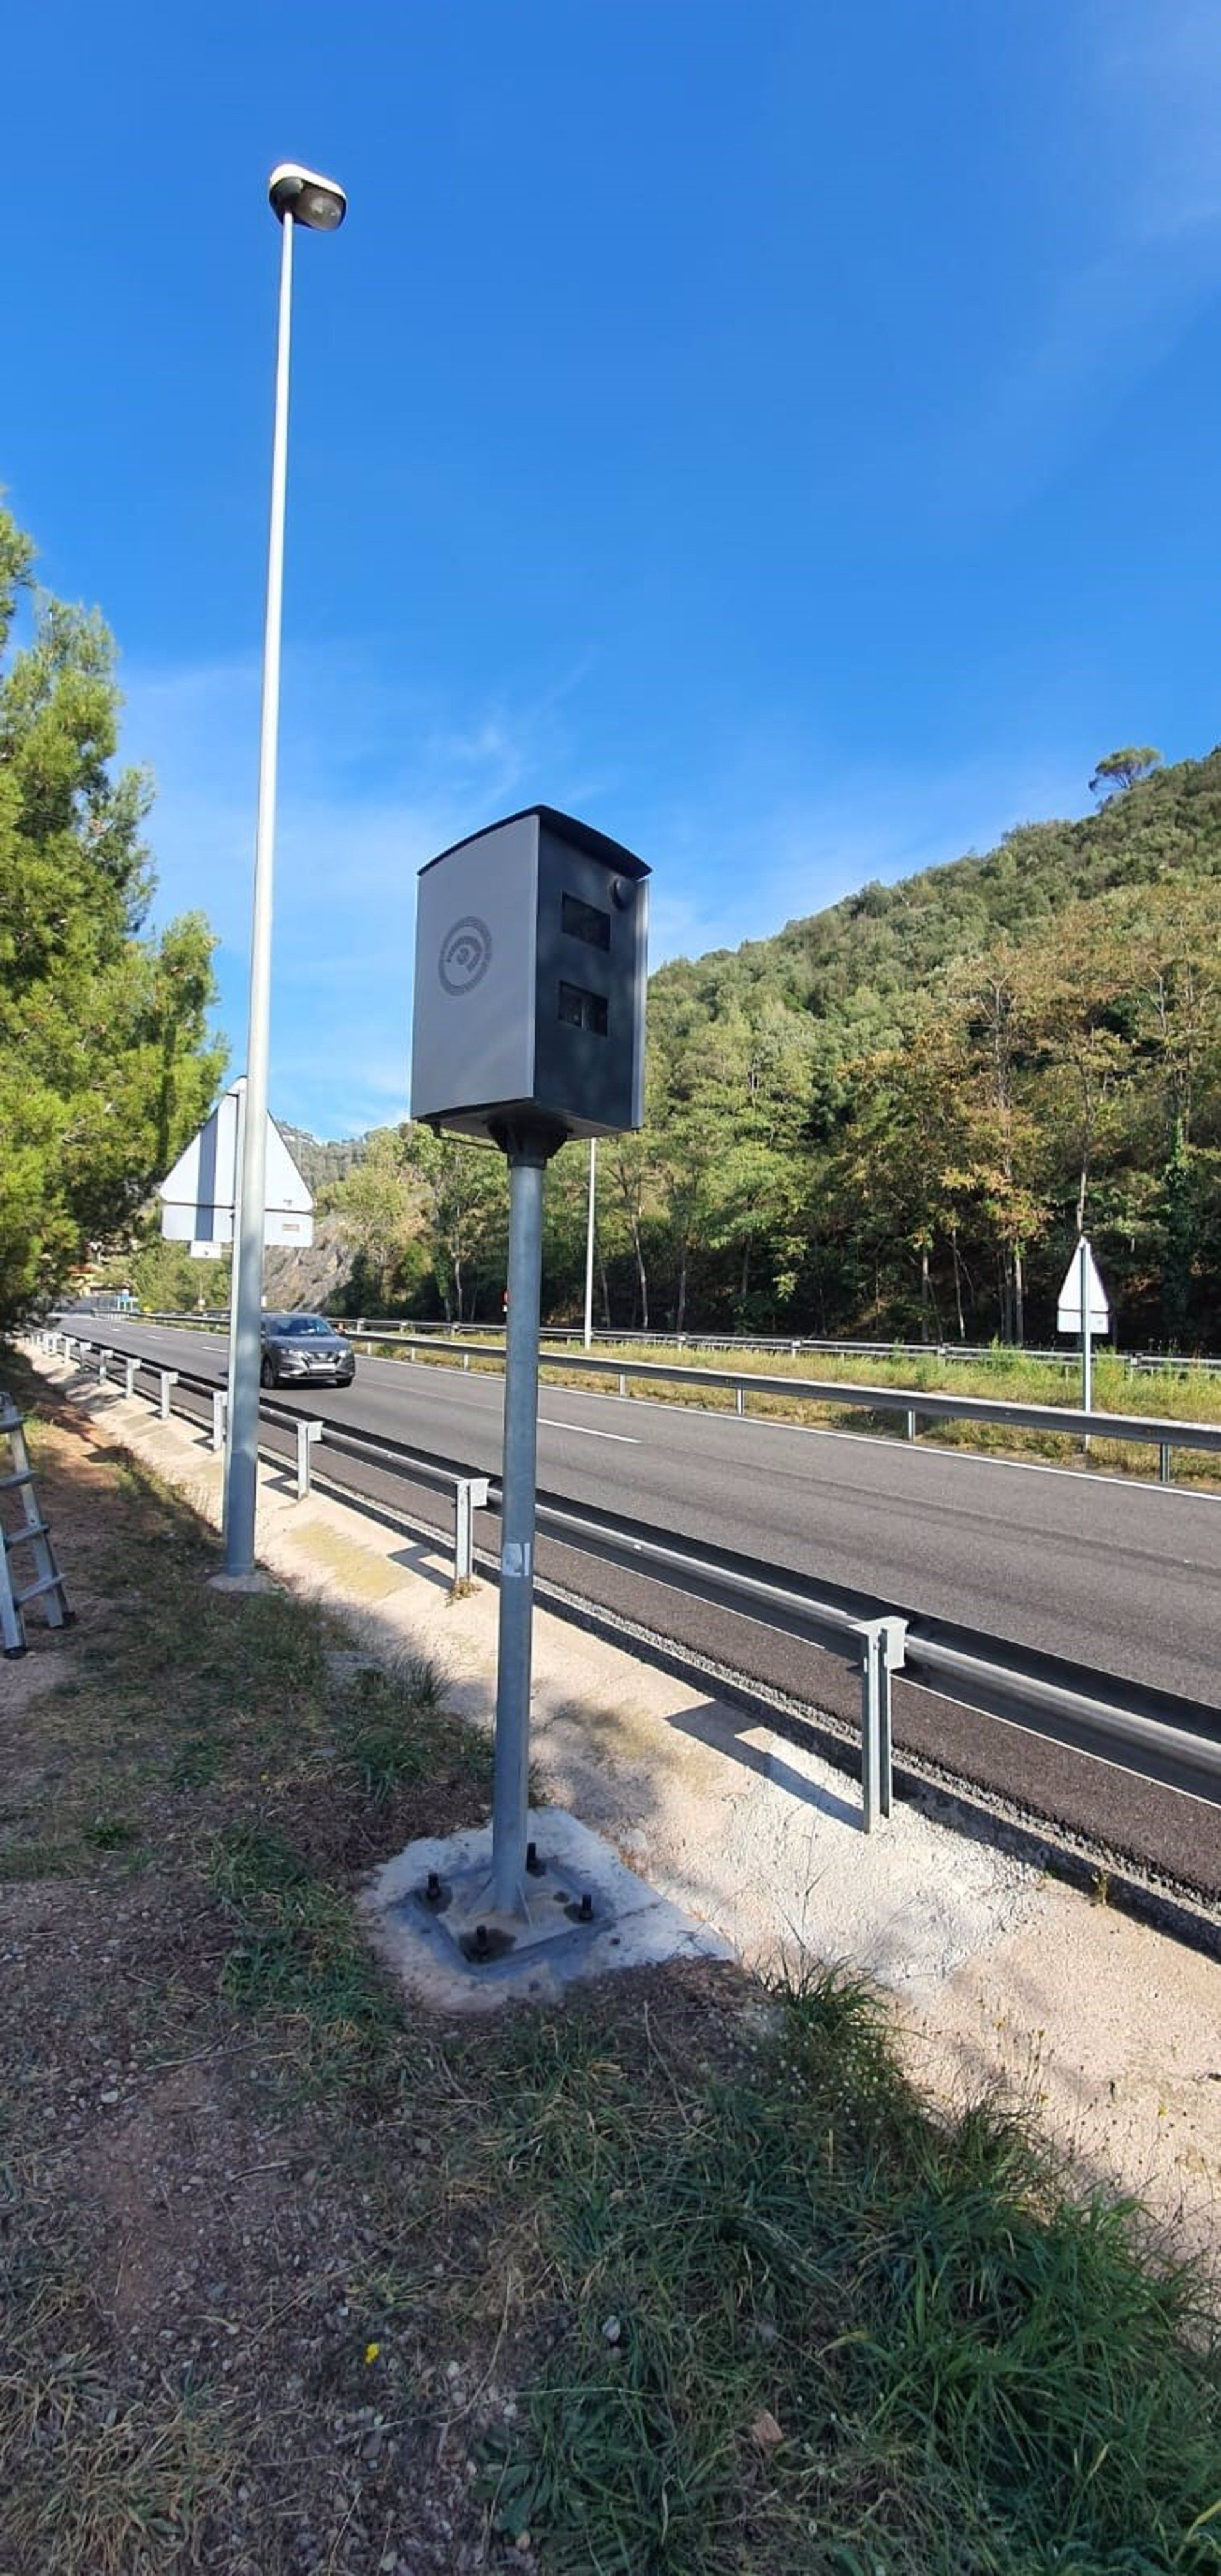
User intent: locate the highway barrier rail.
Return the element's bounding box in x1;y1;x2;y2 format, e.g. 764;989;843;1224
130;1306;1221;1374
126;1311;1221;1484
31;1327;1221;1837
365;1330;1221;1480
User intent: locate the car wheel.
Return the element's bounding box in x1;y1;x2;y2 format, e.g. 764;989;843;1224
260;1356;275;1388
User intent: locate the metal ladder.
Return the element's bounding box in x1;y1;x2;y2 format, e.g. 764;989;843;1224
0;1397;73;1656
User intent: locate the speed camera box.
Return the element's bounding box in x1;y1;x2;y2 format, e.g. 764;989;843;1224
410;807;649;1145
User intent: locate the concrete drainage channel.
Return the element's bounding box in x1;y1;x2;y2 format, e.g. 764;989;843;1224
30;1330;1221;1935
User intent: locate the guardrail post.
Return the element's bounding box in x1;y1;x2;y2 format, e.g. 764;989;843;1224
97;1348;110;1385
735;1385;746;1417
618;1370;627;1397
157;1370;178;1421
856;1615;906;1832
211;1388;227;1452
904;1407;917;1442
1159;1441;1173;1486
295;1417;322;1501
453;1474;491;1589
123;1357;138;1401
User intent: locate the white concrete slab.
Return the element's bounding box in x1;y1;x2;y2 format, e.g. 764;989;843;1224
363;1808;732;2015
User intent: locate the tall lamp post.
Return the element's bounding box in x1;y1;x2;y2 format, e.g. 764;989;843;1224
223;162;346;1578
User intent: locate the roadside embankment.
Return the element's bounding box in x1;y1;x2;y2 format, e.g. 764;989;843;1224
1;1347;1217;2573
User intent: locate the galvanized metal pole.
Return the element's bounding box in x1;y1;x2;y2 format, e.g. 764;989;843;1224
583;1137;597;1349
224;211;294;1576
221;1081;247;1549
491;1147;547;1913
1081;1235;1093;1452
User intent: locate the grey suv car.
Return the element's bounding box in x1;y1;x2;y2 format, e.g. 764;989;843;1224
259;1314;355;1388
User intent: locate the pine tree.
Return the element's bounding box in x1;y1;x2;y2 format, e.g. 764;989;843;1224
0;503;225;1319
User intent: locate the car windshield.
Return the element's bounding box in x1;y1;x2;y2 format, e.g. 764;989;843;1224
276;1317;334;1338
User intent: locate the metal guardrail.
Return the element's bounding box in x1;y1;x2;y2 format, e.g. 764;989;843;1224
114;1315;1221;1481
39;1331;492;1593
332;1327;1221;1482
31;1327;1221;1835
115;1309;1221;1373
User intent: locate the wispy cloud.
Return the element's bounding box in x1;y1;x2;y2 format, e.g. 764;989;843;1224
925;0;1221;524
124;647;602;1136
126;643;1090;1135
1097;0;1221;243
631;749;1089;965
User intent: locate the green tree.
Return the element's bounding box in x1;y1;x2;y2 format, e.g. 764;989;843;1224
328;1125;422;1308
402;1124;507;1321
0;504;224;1320
1089;746;1162;800
835;1016;980;1338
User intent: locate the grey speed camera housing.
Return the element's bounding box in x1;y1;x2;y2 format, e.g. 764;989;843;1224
410;807;650;1151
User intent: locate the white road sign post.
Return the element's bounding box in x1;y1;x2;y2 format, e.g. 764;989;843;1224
1057;1235;1110;1428
158;1081;314;1547
158;1081;314;1251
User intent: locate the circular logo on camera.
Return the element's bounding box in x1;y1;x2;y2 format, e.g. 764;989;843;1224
439;916;492;996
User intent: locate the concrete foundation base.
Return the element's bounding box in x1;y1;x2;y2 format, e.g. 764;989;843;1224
362;1808;732;2014
207;1569;280;1595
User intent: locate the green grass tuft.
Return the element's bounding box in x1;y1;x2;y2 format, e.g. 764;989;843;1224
82;1814;140;1850
481;1971;1221;2574
207;1823;403;2094
330;1653;456;1802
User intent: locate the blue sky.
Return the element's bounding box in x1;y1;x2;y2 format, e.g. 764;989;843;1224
7;1;1221;1135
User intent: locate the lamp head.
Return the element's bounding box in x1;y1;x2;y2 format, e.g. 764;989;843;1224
268;162;347;231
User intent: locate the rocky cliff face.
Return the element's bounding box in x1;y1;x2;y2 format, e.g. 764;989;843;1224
263;1214;355;1313
258;1125;371;1312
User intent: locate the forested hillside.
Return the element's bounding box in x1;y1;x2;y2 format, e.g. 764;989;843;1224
332;745;1220;1347
278;1125;366;1195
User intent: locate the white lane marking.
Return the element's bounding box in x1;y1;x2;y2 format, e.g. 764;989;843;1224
731;1412;1221;1499
331;1354;1217;1502
376;1359;638;1441
539;1417;637;1443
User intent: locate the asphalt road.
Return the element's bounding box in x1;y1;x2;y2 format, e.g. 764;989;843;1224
79;1319;1221;1709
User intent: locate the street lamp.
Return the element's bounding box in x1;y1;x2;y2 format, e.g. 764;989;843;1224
222;162;346;1579
268;162;347;230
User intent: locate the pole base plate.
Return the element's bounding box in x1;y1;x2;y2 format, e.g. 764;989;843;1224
362;1808;731;2015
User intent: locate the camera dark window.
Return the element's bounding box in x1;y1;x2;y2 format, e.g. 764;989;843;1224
558;980;608;1037
562;891;611;952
